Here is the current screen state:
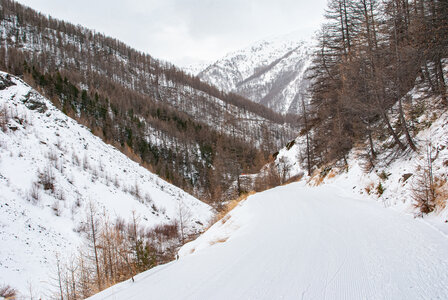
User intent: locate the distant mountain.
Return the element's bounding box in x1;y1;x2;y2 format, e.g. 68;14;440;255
0;72;213;298
197;36;312;115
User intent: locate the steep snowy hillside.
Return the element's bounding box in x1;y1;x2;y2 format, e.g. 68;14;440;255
90;182;448;299
273;97;448;228
0;72;213;298
198;35;312;114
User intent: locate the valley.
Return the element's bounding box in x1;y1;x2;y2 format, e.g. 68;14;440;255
0;0;447;299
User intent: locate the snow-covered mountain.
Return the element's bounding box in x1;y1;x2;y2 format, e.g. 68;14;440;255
0;1;298;201
197;35;312;115
0;72;213;298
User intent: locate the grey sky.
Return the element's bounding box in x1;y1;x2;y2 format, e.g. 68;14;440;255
15;0;327;67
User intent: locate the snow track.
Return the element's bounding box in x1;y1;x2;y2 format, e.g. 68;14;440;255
91;182;448;299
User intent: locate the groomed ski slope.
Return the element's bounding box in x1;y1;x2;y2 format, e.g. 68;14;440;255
90;182;448;300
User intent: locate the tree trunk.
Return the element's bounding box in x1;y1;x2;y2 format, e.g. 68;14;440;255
301;96;312;176
398;97;417;151
89;204;102;291
436;58;448;105
381;109;406;150
393;2;417;151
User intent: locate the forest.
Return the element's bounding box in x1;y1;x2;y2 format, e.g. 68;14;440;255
0;0;298;203
305;0;447;171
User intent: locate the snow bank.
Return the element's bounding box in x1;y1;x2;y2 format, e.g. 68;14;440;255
274;98;448;234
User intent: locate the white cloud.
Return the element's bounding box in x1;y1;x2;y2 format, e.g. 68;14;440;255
15;0;327;67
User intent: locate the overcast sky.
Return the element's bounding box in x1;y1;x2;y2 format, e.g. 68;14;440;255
16;0;327;67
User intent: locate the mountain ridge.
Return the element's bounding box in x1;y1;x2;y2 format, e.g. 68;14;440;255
197;36;312;115
0;0;298;201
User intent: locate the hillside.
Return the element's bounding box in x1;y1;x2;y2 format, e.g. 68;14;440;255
87;85;448;299
197;35;312;114
0;0;298;202
271;91;448;226
1;0;446;298
0;72;213;298
89;182;448;299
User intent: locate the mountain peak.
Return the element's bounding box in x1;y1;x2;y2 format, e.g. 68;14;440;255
196;35;312;115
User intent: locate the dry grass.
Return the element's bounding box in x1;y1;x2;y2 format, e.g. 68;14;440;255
283;173;304;185
207;191;255;230
0;284;17;299
308;166;340;186
307;169;322;186
218;192;254;220
209;237;229;246
435;177;448;211
365;182;374;195
221;214;231;224
327;169;337;179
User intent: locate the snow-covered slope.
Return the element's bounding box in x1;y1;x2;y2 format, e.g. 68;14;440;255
89;181;448;299
0;72;213;297
197;35;312;114
273;96;448;230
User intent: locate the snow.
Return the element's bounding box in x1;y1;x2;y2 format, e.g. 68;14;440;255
198;35;312;114
0;72;213;298
273;94;448;235
89;81;448;300
89;181;448;299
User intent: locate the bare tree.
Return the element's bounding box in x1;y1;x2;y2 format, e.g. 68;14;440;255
412;141;436;215
177;199;191;244
87;202;102;291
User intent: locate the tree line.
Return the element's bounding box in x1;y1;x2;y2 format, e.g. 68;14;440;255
52;204;185;299
306;0;447;168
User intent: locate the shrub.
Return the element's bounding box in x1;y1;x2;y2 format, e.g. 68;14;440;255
364;183;374;195
56;189;66;201
39;166;55;192
378;170;390;180
0;106;10;132
412;166;436;215
320;166;332;178
151;221;179;240
52;200;61;216
376;182;385;196
0;284;17;298
412;144;436;216
72;152;80;166
28;182;40;203
46;149;58;162
144;193;153;204
82;154;89;170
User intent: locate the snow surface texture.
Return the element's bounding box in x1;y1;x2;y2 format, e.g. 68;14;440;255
0;73;213;297
197;34;312;114
90;182;448;299
273;94;448;235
